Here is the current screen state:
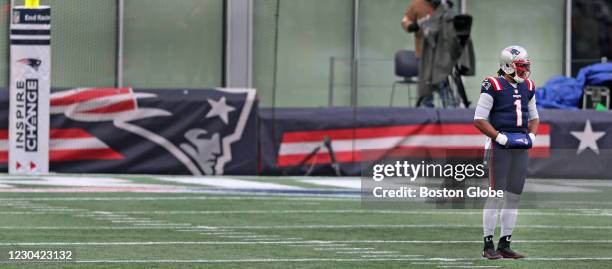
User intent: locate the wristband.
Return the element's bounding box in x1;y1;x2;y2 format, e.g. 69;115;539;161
495;132;508;146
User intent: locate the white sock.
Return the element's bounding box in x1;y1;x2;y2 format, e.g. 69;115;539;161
483;196;502;237
501;192;521;237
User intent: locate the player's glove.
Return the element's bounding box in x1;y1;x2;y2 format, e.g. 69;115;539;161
407;23;420;33
501;132;533;149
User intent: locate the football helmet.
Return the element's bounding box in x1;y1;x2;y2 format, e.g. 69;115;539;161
499;45;531;83
425;0;443;8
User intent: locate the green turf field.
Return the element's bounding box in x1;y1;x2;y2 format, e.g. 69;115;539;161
0;175;611;269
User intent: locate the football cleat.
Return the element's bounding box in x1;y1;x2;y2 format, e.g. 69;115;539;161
482;235;502;259
482;248;503;260
497;247;525;259
497;235;525;259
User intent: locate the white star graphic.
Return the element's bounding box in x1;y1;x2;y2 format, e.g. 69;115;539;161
570;120;606;155
206;97;235;124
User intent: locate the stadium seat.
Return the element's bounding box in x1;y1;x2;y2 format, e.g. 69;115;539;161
390;50;419;107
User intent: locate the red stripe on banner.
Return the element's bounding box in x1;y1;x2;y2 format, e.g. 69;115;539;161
51;88;131;106
281;124;551;143
276;146;551;167
0;148;123;163
50;149;123;162
281;124;483;143
50;128;95;139
0;128;122;163
82;100;136;114
538;124;550;135
4;128;99;139
529;147;550;158
277;152;357;167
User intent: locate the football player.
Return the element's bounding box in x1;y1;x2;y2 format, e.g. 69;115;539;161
473;45;539;259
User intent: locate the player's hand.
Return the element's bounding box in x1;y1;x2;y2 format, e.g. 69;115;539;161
503;132;533;149
407;23;420;33
528;133;536;145
495;132;508;147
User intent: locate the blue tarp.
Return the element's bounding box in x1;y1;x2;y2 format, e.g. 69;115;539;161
535;76;581;110
536;63;612;109
576;63;612;87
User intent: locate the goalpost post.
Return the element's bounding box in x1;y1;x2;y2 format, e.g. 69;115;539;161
25;0;39;8
8;0;51;174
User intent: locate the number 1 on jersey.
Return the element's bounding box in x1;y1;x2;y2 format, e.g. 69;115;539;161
514;100;522;127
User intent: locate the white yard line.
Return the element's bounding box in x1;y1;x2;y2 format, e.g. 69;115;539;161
69;257;612;263
0;196;357;201
438;265;501;268
412;262;473;265
2;240;612;246
156;177;303;190
4;195;612;205
193;224;612;230
181;228;230;232
0;212;61;215
88;214;130;218
242;238;303;241
288;244;348;247
93;216;134;220
109;220;166;223
363;254;424;257
314;248;375;251
0;224;611;230
265;201;322;206
220;235;281;238
34;208;85;212
337;251;399;254
299;179;361;189
132;223;192;227
200;232;252;235
0;226;193;230
3;209;611;217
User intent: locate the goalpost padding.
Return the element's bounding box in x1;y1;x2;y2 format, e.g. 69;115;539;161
9;5;51;174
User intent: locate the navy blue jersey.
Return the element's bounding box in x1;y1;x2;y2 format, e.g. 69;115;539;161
481;76;535;133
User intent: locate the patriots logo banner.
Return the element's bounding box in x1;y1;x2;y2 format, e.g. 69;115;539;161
0;88;258;175
260;107;612;179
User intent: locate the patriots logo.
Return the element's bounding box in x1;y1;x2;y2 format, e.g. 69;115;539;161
17;58;42;71
510;48;521;57
49;88;256;175
516;138;529;145
482;80;492;91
